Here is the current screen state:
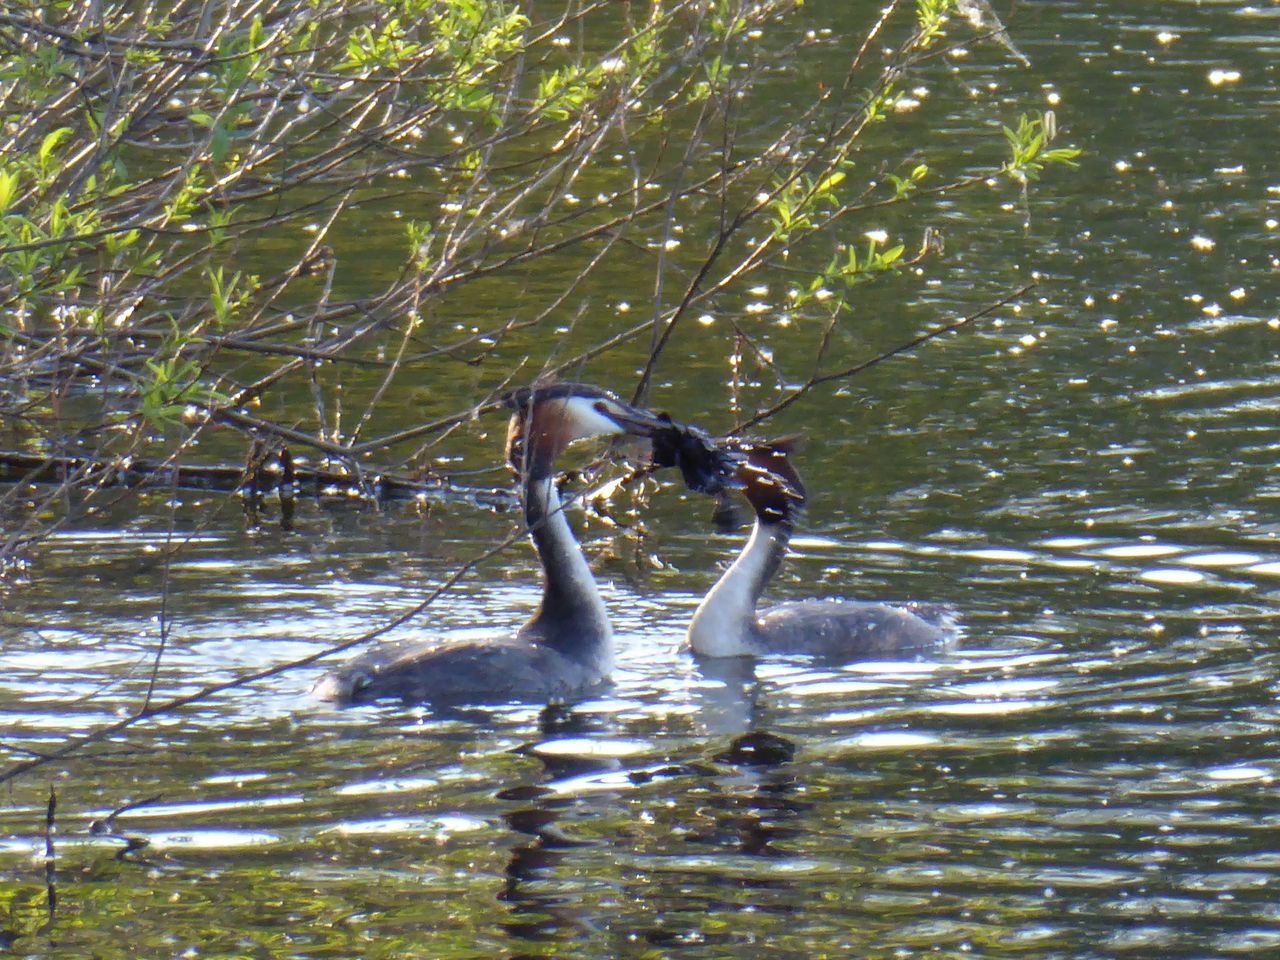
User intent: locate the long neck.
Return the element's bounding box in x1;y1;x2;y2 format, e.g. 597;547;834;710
521;475;612;665
687;518;790;657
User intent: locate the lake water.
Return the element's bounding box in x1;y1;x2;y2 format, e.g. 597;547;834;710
3;0;1280;956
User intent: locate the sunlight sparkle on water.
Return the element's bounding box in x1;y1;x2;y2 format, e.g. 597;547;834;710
529;737;653;759
927;700;1044;717
1138;568;1206;585
148;830;282;850
863;540;908;552
1180;552;1263;568
1204;766;1271;783
964;547;1037;563
1099;543;1183;559
953;679;1058;698
335;776;440;797
327;815;486;838
545;770;650;797
789;534;839;549
1046;557;1098;570
1040;536;1102;549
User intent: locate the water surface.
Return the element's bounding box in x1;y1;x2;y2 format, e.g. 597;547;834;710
3;1;1280;956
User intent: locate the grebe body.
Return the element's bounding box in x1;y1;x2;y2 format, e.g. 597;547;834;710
687;443;955;660
315;383;732;705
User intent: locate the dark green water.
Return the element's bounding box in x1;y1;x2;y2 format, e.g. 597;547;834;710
4;1;1280;957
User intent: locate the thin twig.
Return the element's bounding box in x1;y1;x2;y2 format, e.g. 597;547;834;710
734;283;1035;432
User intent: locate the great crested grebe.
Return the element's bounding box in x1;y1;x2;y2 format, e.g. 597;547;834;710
686;441;956;659
314;382;735;705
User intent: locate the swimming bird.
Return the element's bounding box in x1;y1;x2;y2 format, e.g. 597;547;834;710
314;383;736;705
686;441;955;659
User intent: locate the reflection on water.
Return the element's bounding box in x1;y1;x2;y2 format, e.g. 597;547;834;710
4;513;1279;955
4;0;1280;956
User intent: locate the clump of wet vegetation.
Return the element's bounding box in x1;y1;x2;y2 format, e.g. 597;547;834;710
0;0;1076;575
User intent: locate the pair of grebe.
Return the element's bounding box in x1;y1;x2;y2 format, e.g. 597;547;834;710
314;383;954;705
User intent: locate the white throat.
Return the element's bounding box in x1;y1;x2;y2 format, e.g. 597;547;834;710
686;521;781;657
560;395;626;442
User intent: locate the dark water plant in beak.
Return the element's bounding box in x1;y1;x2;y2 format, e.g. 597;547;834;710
648;416;744;497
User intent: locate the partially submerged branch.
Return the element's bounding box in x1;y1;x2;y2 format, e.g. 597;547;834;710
0;447;517;508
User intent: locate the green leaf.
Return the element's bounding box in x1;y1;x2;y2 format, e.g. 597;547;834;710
248;16;265;50
815;171;845;195
1043;147;1082;166
39;127;73;169
0;169;19;215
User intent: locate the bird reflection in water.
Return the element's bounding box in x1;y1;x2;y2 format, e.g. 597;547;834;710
493;705;614;949
685;731;805;861
636;729;808;952
685;656;808;861
492;702;807;955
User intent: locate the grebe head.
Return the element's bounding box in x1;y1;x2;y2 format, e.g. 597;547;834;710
503;383;662;477
504;382;741;491
736;440;806;525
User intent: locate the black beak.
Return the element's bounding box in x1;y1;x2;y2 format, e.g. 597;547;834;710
601;399;673;437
